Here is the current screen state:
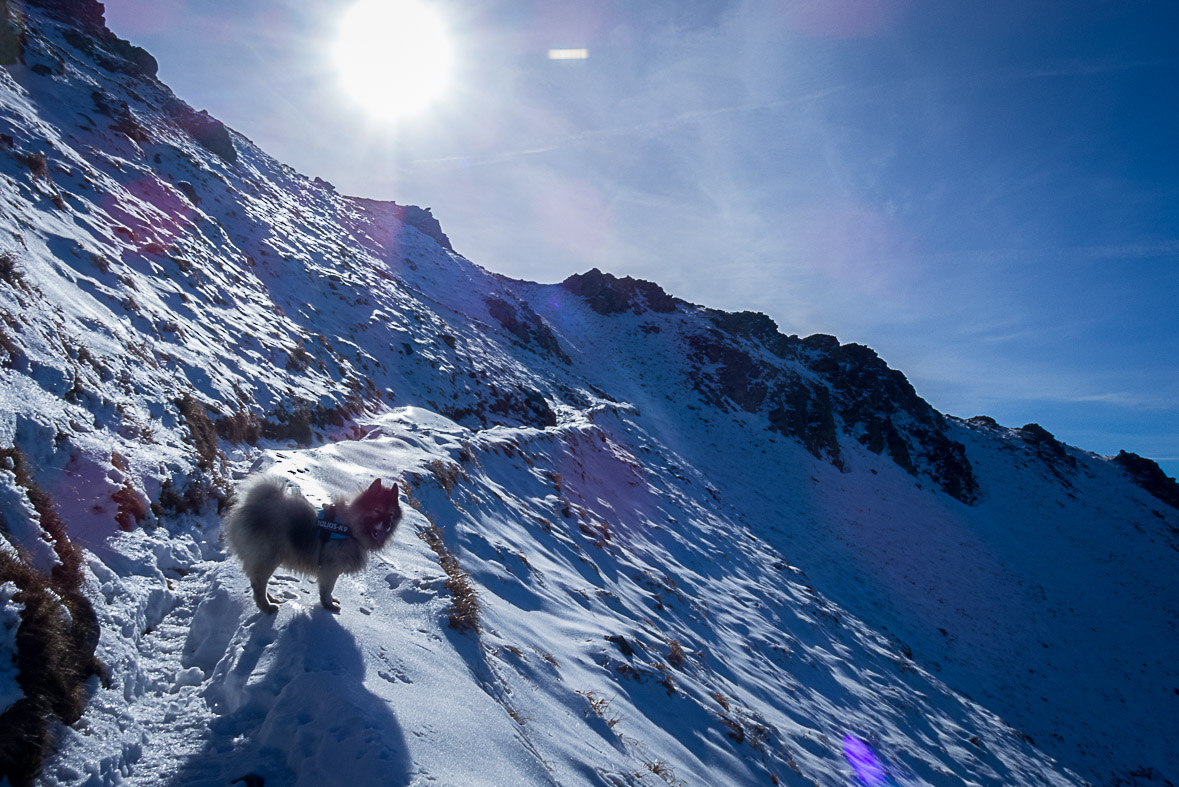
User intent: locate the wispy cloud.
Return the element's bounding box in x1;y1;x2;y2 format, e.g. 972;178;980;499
410;85;853;169
1021;57;1179;80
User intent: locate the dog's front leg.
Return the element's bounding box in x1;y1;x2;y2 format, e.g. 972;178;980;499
318;568;342;612
249;573;279;614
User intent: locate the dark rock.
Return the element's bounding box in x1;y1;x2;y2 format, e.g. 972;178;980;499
102;36;156;77
801;333;840;355
1019;423;1076;470
708;310;801;358
605;634;637;658
175;181;199;204
0;0;22;66
1113;451;1179;510
485;296;569;364
686;332;770;413
166;101;236;164
687;316;977;501
923;434;978;504
399;205;452;251
446;386;557;431
350;198;453;252
768;385;842;468
562;268;678;315
28;0;105;29
488;388;556;429
63;28;157;79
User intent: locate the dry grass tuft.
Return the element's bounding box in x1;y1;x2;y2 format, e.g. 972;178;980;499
642;759;680;785
215;410;261;445
177;394;220;472
112;479;148;531
0;251;26;289
417;522;480;633
577;689;621;729
428;459;461;493
667;639;686;669
0;447;84;592
15;150;48;179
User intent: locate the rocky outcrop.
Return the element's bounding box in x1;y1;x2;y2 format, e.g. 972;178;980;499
166;101;236;164
1019;423;1077;469
1114;451;1179;510
57;16;157;80
0;0;22;66
707;310;799;358
562;268;679;315
28;0;105;29
485;296;569;364
399;205;452;252
445;385;557;431
351;198;454;252
685;319;977;503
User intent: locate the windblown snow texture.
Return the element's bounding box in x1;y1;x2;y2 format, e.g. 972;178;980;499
0;2;1175;785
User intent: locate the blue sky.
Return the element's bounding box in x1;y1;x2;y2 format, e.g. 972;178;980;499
103;0;1179;475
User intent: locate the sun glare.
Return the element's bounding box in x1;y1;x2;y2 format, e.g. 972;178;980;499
334;0;453;120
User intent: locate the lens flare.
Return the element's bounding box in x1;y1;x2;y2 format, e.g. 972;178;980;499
843;734;896;786
548;48;589;60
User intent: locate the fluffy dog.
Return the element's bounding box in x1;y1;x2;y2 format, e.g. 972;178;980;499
223;475;401;613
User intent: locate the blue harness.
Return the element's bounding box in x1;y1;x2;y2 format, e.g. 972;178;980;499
317;505;351;541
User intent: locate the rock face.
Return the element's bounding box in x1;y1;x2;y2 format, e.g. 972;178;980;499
681;310;978;502
166;102;236;164
561;268;679;315
27;0;106;29
52;6;157;79
398;205;453;252
351;198;454;251
485;296;570;364
1115;450;1179;510
557;273;977;501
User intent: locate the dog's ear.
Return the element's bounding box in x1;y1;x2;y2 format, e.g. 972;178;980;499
391;483;398;497
366;478;383;493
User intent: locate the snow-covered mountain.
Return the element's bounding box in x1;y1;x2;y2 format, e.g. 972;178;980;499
1;2;1176;785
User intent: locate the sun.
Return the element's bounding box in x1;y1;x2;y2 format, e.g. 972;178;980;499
333;0;454;120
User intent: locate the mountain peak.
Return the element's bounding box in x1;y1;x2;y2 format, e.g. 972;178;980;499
561;267;679;315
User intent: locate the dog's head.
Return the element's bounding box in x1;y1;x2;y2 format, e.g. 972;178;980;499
349;478;402;549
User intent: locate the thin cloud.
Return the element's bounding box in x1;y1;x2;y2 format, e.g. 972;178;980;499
1023;57;1179;79
411;85;853;169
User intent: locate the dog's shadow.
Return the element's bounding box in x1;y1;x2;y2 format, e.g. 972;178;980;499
171;609;411;786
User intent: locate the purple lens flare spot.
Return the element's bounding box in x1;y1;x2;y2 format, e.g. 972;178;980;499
843;734;891;786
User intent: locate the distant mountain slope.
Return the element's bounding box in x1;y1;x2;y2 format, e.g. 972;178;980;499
0;2;1175;785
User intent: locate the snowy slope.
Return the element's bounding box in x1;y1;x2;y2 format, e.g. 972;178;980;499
0;3;1175;785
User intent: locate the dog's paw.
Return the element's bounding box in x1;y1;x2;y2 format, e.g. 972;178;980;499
320;596;341;613
258;601;279;614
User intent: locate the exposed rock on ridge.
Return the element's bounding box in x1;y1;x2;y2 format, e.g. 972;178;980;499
1115;450;1179;510
561;267;679;315
557;276;979;503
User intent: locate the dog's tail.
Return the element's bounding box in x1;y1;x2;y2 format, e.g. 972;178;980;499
222;475;298;556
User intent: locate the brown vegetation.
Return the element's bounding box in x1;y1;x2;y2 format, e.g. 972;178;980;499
417;522;480;633
177;394;219;472
0;448;105;786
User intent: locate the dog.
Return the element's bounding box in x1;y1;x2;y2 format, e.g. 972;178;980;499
223;475;402;613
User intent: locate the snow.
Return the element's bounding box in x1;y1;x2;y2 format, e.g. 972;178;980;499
0;581;22;716
0;5;1175;786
